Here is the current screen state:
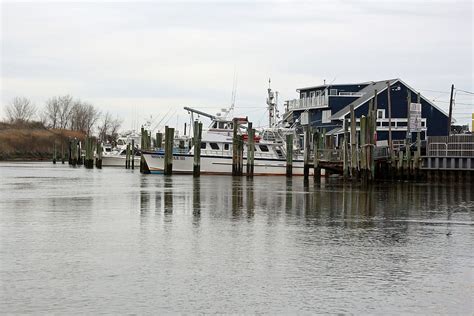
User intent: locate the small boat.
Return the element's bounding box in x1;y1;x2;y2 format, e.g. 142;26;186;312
101;145;141;167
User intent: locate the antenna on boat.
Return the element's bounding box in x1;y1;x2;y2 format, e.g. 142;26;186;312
267;78;278;128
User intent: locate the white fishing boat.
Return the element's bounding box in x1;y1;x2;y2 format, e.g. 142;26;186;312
142;83;311;175
101;145;141;167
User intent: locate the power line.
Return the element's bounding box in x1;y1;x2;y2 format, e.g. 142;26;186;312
457;89;474;95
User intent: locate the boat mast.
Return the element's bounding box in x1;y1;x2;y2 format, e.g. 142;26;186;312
267;78;278;128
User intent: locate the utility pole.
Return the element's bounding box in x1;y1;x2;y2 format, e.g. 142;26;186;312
448;84;454;136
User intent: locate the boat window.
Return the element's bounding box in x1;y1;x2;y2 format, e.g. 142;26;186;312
120;150;126;156
201;142;207;149
224;143;229;150
210;143;220;150
259;145;269;152
212;122;218;128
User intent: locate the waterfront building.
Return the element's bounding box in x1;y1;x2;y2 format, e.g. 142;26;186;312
282;78;449;147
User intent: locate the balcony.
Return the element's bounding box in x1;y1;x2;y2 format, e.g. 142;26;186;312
286;95;329;111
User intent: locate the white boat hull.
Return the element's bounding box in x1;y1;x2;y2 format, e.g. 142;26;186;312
142;152;313;176
101;155;141;167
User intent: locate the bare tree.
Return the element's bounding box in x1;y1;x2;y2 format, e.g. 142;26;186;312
70;100;100;135
98;112;122;142
5;97;36;123
43;96;60;128
58;95;73;129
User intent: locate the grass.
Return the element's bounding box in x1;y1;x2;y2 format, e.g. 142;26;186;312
0;121;85;160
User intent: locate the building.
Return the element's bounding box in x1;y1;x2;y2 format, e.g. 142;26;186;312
282;78;449;146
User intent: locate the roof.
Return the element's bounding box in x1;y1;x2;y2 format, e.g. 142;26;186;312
329;78;449;120
330;79;398;120
296;81;373;92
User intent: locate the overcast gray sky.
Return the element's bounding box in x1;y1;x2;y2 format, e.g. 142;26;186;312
1;0;473;131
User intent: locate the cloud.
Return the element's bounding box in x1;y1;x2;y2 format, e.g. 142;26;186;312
1;0;472;128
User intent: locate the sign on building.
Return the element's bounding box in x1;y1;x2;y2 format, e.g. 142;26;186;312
409;103;422;131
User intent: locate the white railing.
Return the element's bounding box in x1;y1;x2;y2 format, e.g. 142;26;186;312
287;95;329;111
428;142;474;157
337;92;364;97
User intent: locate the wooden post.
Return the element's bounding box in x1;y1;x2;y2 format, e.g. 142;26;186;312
156;132;162;149
350;104;357;179
246;122;255;177
313;131;321;181
131;139;135;170
96;141;102;168
164;126;174;175
193;121;202;177
53;141;57;164
232;118;239;176
415;92;422;179
448;84;454;135
77;141;82;165
303;126;310;180
360;116;367;184
343;118;349;178
286;133;293;177
387;81;393;156
369;98;376;180
406;90;412;179
61;140;65;164
125;143;130;169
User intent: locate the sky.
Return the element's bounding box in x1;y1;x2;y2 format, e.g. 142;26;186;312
1;0;473;133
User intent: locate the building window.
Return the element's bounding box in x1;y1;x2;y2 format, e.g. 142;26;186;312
209;143;219;150
329;89;338;96
377;109;385;119
301;92;306;99
309;91;315;98
322;110;331;123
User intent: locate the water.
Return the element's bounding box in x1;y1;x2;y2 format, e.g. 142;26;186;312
1;162;473;314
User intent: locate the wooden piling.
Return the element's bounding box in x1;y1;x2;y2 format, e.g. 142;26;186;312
193;121;202;177
232;119;241;176
95;141;103;168
53;142;57;164
286;133;293;177
164;126;174;175
313;131;321;182
360;116;367;184
131;139;135;170
303;126;310;180
61;141;65;164
156;132;163;149
343;118;349;178
246;122;255;177
350;104;358;179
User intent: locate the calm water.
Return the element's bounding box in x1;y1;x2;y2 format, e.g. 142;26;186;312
1;162;473;314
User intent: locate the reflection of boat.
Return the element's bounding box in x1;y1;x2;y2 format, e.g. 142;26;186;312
102;145;141;167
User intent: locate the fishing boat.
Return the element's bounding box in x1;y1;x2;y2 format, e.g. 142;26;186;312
101;144;141;167
142;84;311;175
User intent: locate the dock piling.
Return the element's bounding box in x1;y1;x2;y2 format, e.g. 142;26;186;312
193;121;202;177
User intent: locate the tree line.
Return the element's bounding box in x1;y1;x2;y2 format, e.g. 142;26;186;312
3;95;122;142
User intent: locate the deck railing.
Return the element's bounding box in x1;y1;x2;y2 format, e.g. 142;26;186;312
286;96;329;111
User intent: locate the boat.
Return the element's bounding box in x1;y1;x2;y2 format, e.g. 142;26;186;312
141;84;312;176
101;144;141;167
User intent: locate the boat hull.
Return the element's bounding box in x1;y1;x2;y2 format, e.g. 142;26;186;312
142;152;313;176
101;155;141;167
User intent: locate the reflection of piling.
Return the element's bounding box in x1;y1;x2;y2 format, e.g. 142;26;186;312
286;133;293;177
246;122;255;177
164;126;174;175
193;121;202;177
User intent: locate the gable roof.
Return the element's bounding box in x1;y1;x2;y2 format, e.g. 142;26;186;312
296;81;372;92
329;78;449;120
